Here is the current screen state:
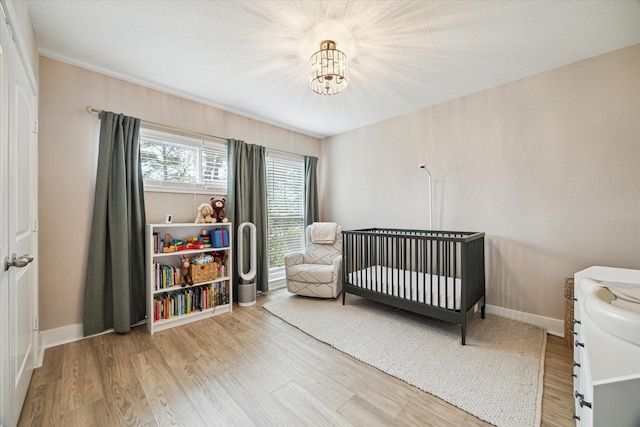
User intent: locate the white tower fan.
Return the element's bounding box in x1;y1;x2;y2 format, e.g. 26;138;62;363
237;222;257;306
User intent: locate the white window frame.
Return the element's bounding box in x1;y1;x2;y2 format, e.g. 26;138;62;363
139;127;227;194
266;151;306;283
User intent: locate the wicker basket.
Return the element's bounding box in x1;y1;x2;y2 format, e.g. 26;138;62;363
189;263;218;284
564;278;574;349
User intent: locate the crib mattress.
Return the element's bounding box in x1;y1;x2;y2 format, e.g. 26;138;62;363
348;265;462;310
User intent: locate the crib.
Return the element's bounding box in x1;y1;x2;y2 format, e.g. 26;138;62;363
342;228;486;345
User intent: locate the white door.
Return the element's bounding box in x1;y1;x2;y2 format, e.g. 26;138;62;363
0;9;38;426
0;11;10;427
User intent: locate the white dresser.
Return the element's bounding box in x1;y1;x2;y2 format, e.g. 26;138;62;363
573;266;640;426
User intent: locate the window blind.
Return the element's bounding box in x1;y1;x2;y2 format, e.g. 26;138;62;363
266;154;305;278
140;128;227;194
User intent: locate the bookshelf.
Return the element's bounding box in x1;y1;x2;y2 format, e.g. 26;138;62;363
146;222;233;334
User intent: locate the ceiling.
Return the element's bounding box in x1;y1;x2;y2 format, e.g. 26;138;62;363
27;0;640;139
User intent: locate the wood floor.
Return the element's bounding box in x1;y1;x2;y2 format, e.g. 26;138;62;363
19;289;575;426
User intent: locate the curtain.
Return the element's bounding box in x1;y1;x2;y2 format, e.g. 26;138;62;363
304;156;319;227
227;139;269;293
83;112;146;336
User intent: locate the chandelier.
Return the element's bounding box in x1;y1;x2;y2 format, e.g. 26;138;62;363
309;40;348;95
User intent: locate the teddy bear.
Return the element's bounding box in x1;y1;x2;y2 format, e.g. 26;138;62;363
210;197;228;223
195;203;214;224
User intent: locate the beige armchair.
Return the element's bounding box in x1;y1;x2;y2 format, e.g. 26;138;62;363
284;224;342;298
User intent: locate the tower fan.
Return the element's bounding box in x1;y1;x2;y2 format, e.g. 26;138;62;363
237;222;257;306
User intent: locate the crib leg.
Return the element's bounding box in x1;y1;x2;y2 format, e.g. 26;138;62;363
481;304;486;319
342;291;346;305
461;326;466;346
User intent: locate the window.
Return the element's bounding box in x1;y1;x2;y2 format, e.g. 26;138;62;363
266;153;305;282
139;128;227;193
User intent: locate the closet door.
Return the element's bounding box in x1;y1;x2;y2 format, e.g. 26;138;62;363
0;9;38;425
0;11;10;427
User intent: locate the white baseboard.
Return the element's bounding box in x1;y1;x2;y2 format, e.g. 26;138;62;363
38;320;146;365
40;323;84;350
37;323;84;367
485;304;564;337
268;278;286;291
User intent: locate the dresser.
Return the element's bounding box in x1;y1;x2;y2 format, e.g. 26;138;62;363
573;266;640;426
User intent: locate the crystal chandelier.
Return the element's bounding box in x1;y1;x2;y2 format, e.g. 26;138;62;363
309;40;348;95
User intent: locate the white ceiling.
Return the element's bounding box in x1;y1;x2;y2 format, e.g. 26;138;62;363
27;0;640;138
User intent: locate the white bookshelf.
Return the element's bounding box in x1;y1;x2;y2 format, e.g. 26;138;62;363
146;222;233;334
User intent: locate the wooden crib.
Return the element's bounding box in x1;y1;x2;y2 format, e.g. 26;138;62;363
342;228;486;345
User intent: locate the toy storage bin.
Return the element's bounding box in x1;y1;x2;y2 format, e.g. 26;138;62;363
190;262;218;284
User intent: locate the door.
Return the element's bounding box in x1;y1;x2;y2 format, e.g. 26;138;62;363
0;7;38;426
0;10;10;426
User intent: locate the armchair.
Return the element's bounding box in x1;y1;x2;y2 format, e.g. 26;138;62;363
284;224;342;298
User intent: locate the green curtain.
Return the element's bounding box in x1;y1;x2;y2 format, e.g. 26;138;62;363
304;156;319;227
83;112;147;336
227;139;269;293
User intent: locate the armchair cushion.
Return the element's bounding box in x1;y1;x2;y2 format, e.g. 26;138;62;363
304;245;340;265
286;263;335;284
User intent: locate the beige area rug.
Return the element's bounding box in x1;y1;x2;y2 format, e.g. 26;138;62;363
264;294;546;427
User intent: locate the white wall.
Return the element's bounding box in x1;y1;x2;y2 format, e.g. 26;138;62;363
38;57;321;331
320;44;640;321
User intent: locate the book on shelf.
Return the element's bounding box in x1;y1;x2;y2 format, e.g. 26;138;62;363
153;261;180;290
153;232;165;253
152;281;230;322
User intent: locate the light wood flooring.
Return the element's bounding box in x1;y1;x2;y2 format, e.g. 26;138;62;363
19;289;575;426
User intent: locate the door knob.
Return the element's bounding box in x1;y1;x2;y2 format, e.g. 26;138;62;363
4;253;34;271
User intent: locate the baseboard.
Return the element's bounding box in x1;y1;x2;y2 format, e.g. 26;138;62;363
485;304;564;337
40;323;84;350
37;323;84;367
268;278;286;291
39;320;146;363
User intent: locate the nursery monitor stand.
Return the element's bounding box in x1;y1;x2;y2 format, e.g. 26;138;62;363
237;222;257;306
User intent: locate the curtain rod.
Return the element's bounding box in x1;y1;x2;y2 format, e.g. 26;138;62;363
86;106;309;158
87;106;227;142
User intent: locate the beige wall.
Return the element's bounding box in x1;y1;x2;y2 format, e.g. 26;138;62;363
38;57;321;331
320;44;640;320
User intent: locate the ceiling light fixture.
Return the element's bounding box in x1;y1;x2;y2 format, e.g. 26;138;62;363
309;40;348;95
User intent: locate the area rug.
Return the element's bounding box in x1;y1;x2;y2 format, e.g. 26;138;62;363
263;294;546;427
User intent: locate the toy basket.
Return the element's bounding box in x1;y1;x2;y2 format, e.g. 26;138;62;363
190;263;218;284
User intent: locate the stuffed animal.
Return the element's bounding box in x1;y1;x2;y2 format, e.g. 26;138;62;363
212;251;229;264
179;256;193;287
212;251;230;276
210;197;228;223
195;203;214;224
